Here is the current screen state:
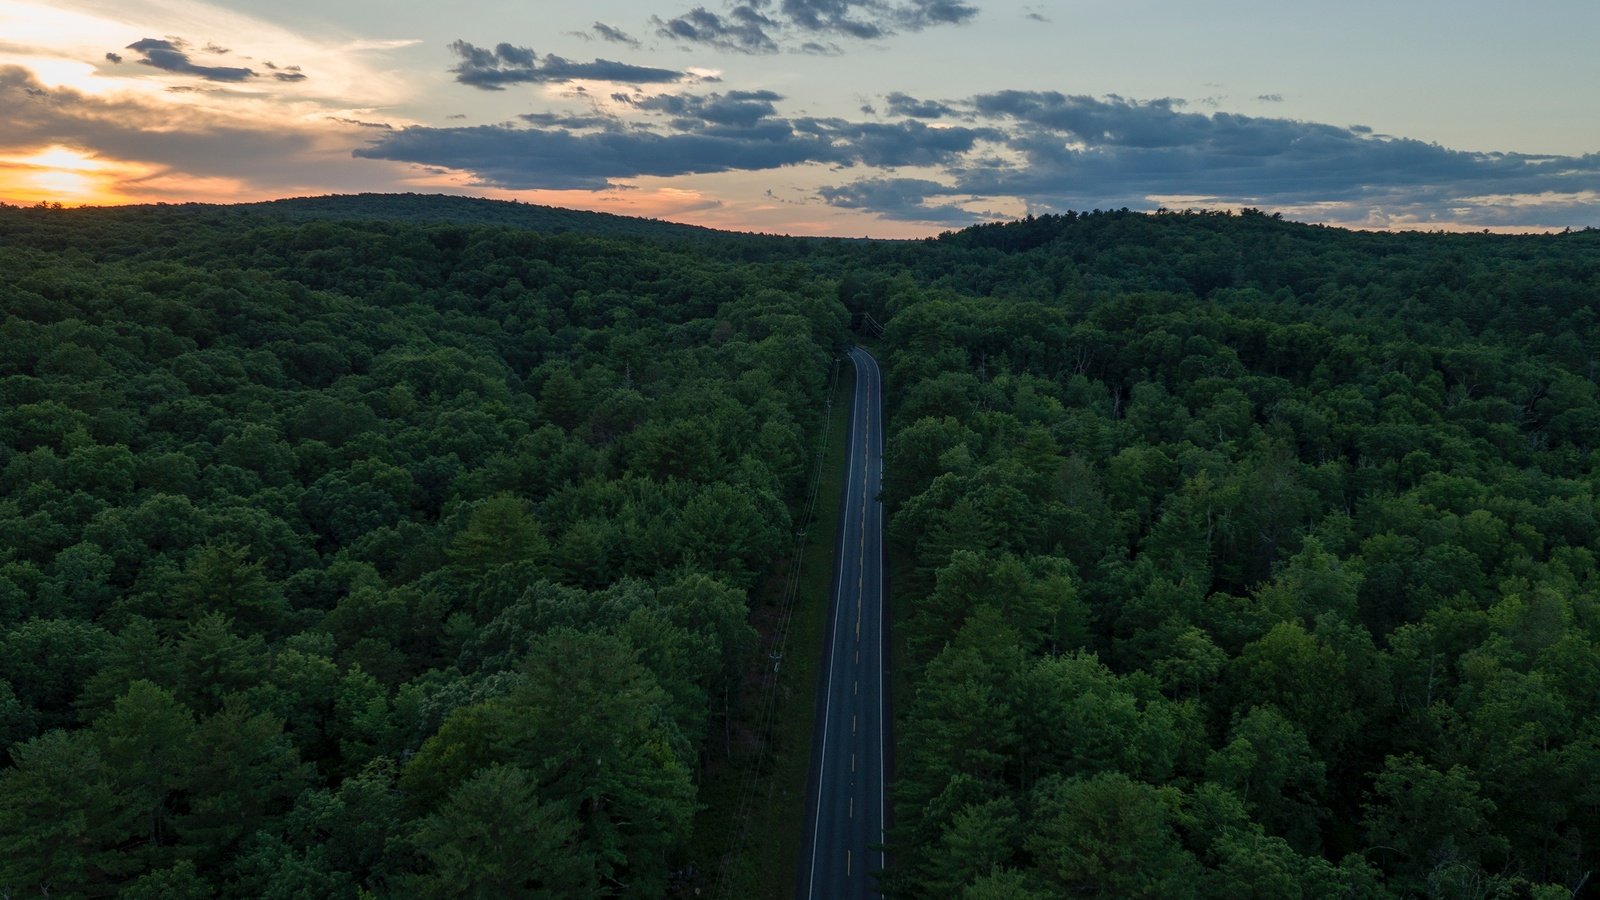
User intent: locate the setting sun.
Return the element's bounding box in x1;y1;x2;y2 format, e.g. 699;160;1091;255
0;145;138;206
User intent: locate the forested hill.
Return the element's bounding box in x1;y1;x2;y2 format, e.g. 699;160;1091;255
0;202;849;896
243;193;732;241
867;210;1600;899
2;199;1600;898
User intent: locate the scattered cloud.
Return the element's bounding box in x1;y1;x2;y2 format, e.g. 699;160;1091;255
884;91;955;119
448;40;686;89
617;89;785;127
104;52;122;64
125;37;256;82
592;22;643;48
330;116;393;130
654;7;780;54
817;176;974;225
1258;93;1284;102
657;0;978;54
810;90;1600;228
351;72;1600;228
520;111;625;129
354;102;996;191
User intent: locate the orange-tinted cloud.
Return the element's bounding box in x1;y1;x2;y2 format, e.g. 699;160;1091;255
0;64;443;206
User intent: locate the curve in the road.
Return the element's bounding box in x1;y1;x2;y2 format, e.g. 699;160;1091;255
800;346;887;900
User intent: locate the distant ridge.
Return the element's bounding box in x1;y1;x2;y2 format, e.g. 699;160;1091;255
238;193;733;241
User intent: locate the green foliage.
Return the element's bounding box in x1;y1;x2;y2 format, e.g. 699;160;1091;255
4;198;1599;895
0;200;847;895
880;209;1600;896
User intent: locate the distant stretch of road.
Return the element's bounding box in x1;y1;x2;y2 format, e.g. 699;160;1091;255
800;346;887;899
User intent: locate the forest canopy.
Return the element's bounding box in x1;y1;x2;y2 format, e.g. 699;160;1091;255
1;198;1598;898
0;201;847;897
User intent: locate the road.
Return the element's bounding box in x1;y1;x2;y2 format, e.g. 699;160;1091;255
800;346;888;899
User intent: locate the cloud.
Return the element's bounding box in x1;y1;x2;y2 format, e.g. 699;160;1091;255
520;111;625;129
448;40;686;89
3;63;307;176
1258;93;1284;102
104;52;123;64
892;0;980;29
654;7;780;54
125;37;256;83
817;176;975;225
0;64;428;204
884;91;955;119
618;89;785;127
330;117;393;130
358;125;829;190
592;23;643;48
353;110;996;191
657;0;977;53
810;90;1600;228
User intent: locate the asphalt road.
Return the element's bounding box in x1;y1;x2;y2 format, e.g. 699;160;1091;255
800;346;888;899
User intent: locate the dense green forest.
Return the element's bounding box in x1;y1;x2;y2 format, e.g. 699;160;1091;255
0;202;846;897
2;198;1599;898
870;211;1600;899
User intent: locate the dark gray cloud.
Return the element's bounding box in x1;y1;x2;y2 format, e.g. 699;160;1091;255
520;111;626;129
817;90;1600;227
350;49;1599;232
817;176;974;225
105;52;123;64
354;110;995;191
654;7;780;54
330;117;394;130
1258;93;1284;102
618;89;785;127
884;91;955;119
657;0;976;54
448;41;686;89
358;125;833;189
125;38;256;82
592;23;643;48
891;0;979;28
794;116;1000;167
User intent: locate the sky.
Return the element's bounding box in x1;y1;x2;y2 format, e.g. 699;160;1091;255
2;0;1597;236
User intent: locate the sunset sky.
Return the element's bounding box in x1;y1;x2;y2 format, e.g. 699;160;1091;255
3;0;1597;236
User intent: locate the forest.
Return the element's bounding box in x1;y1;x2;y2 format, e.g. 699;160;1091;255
1;197;1598;898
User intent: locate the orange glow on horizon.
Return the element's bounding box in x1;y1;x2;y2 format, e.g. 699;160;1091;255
0;146;268;208
0;146;131;206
